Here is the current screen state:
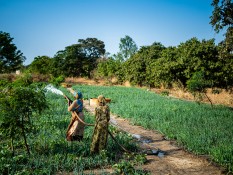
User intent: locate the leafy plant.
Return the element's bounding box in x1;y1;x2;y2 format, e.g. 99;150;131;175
49;75;65;87
0;84;48;155
187;71;213;106
113;160;135;174
160;90;169;96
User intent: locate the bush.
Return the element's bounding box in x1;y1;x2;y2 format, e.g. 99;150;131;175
12;73;33;87
49;75;65;87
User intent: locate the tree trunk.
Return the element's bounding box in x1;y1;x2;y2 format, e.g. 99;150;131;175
21;117;30;155
204;92;213;108
11;137;15;156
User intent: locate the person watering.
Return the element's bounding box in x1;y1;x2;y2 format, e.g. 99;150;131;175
90;95;110;154
66;88;85;141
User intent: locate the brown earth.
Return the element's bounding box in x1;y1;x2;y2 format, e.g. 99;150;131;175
65;77;232;174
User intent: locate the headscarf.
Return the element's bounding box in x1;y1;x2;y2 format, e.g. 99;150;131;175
73;91;83;99
97;95;106;106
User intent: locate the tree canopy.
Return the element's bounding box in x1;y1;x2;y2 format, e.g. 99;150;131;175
28;56;52;74
0;31;25;73
119;35;138;61
210;0;233;51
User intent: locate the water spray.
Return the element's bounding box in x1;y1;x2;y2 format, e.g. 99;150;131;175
45;84;64;96
44;84;161;155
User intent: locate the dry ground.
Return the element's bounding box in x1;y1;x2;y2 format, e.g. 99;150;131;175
65;77;232;174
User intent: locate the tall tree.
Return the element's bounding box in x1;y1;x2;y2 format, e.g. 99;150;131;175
51;38;105;78
78;38;105;58
119;35;138;61
0;31;25;73
28;56;52;74
78;38;106;76
210;0;233;51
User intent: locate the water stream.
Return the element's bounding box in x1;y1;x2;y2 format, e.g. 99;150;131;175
45;84;64;96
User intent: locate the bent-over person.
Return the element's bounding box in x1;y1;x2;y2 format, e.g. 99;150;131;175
66;89;85;141
90;95;110;154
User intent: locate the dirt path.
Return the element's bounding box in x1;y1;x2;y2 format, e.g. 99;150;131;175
84;100;224;175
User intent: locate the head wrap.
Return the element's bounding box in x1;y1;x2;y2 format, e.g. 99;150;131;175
97;95;106;106
73;91;83;99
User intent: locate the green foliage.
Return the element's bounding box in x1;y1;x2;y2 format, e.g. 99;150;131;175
0;88;140;174
113;153;147;174
95;57;121;78
119;35;138;60
187;71;213;104
49;75;65;87
160;90;169;96
123;43;165;87
113;160;135;174
0;79;10;87
114;37;232;89
150;46;177;87
0;31;25;73
50;38;105;78
187;71;212;93
0;83;48;155
123;54;147;86
12;73;33;87
28;55;52;74
210;0;233;51
72;84;233;172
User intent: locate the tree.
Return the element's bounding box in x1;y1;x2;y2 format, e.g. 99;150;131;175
151;46;178;88
0;31;25;73
28;56;52;74
119;35;138;61
122;42;165;87
95;57;120;78
78;38;105;58
50;38;105;78
210;0;233;51
187;71;213;107
0;75;48;155
174;38;219;86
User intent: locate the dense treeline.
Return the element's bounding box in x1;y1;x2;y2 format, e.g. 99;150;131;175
96;38;233;89
1;33;232;90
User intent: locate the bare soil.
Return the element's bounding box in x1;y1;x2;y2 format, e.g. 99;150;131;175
65;77;232;174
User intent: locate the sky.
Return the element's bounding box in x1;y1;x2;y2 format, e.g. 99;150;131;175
0;0;225;66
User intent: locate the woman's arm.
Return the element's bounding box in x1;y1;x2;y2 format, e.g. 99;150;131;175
67;88;75;95
68;100;78;112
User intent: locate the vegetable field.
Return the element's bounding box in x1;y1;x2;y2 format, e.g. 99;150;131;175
0;87;145;175
1;83;232;174
70;84;233;172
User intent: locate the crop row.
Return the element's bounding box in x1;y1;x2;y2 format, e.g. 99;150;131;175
0;90;143;174
69;84;233;173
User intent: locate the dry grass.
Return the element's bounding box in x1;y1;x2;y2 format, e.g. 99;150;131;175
153;88;233;107
66;77;233;107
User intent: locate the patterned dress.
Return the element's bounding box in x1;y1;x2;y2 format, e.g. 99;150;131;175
66;97;85;141
90;105;110;154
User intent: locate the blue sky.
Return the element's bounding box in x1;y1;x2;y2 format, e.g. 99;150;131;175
0;0;224;65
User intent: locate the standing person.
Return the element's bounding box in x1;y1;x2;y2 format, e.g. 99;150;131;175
90;95;110;154
66;88;85;141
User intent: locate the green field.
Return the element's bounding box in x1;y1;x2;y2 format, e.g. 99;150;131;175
1;84;232;174
69;84;233;172
0;86;146;175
